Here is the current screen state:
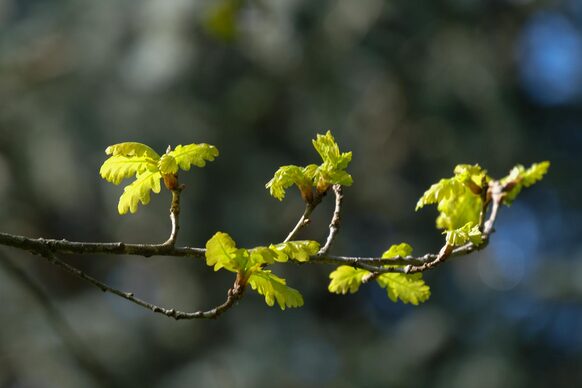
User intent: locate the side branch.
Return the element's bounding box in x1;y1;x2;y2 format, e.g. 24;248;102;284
36;250;244;320
318;185;343;255
164;186;184;246
284;192;325;242
0;232;205;258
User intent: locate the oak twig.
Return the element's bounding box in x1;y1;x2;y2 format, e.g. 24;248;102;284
164;186;184;246
318;185;344;255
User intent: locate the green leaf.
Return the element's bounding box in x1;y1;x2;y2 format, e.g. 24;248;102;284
205;232;247;272
416;178;465;210
105;142;160;159
265;165;312;201
100;155;158;185
312;131;352;169
382;243;413;259
268;240;320;262
502;161;550;204
522;161;550;187
328;266;369;294
312;131;353;188
168;143;219;172
248;270;304;310
249;246;278;266
376;273;430;305
117;170;162;214
436;189;482;230
453;164;489;193
444;222;483;246
158;154;178;175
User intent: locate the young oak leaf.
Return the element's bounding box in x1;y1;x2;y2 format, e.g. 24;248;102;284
101;141;219;215
100;155;159;185
268;240;320;262
444;222;483;246
376;273;430;305
382;242;413;259
328;266;369;294
168;143;219;171
265;165;314;201
415;178;465;210
118;169;162;214
205;232;248;272
436;189;482;231
502;161;550;204
248;269;304;310
105;142;161;159
265;131;353;201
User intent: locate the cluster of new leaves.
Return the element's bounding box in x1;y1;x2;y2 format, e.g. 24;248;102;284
328;243;430;305
94;134;550;314
205;232;319;309
501;161;551;205
415;161;549;247
100;142;218;214
266;131;353;202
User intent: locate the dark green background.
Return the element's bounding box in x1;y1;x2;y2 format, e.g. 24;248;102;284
1;0;581;387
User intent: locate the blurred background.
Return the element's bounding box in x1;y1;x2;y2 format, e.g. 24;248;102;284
0;0;581;387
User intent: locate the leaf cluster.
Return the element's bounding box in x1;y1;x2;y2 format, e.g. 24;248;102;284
328;243;430;305
100;142;218;214
266;131;353;202
205;232;319;309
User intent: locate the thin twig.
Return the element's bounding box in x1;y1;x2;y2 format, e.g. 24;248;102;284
36;249;244;320
0;251;125;388
164;186;183;246
318;185;343;255
284;192;324;242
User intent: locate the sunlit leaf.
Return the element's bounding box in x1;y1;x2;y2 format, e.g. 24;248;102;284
248;270;304;310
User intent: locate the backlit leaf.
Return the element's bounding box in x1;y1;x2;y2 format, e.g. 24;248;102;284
248;270;304;310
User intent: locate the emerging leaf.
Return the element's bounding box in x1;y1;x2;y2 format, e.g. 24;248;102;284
382;243;413;259
266;165;313;201
100;155;158;185
268;240;320;262
105;142;161;159
436;189;482;230
248;270;304;310
376;273;430;305
328;266;368;294
168;143;219;171
502;161;550;204
416;178;465;210
117;170;162;214
205;232;247;272
158;154;179;175
444;222;483;246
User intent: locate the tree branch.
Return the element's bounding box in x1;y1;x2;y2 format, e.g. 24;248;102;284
34;249;243;320
284;191;325;242
318;184;343;255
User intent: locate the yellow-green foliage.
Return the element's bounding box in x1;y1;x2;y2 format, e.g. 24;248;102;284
100;142;218;214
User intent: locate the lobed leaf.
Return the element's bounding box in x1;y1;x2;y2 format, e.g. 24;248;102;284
248;270;304;310
168;143;219;171
436;188;482;231
382;242;413;259
105;142;160;159
415;178;465;210
265;165;312;201
444;222;483;246
205;232;247;272
158;154;179;175
117;170;162;214
268;240;320;262
100;155;158;185
328;266;368;294
376;273;430;305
